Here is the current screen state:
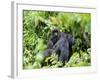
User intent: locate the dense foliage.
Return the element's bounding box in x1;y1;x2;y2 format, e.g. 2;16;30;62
23;10;91;69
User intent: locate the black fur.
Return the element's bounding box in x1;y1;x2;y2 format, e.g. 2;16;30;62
43;29;75;64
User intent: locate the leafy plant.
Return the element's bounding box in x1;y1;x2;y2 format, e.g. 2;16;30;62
23;10;91;69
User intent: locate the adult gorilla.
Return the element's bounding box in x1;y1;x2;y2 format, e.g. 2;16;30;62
43;28;75;64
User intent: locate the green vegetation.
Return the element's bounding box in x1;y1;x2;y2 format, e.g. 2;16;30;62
23;10;91;69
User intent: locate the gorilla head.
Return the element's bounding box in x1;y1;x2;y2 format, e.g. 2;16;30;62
51;28;59;36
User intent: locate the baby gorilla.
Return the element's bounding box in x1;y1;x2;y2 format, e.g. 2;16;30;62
43;29;75;64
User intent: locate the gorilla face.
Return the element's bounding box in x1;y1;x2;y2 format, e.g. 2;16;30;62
52;29;59;36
